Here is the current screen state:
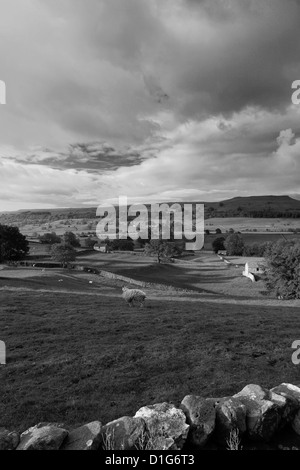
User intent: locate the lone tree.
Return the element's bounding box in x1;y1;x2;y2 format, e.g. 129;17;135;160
207;207;215;217
264;239;300;299
243;242;270;257
63;231;80;247
212;237;226;254
224;233;244;256
85;237;97;248
39;232;61;245
0;224;29;262
51;243;76;268
144;240;182;263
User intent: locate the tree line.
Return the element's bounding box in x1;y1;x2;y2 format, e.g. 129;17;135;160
212;233;270;257
212;232;300;299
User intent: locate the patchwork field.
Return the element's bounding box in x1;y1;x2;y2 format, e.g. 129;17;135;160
205;217;300;233
203;232;300;250
11;215;300;240
19;218;98;237
25;227;300;260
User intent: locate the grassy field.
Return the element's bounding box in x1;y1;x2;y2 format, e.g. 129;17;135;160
1;270;300;433
26;231;300;258
20;218;98;237
21;246;290;298
51;250;271;299
13;214;300;239
2;241;300;434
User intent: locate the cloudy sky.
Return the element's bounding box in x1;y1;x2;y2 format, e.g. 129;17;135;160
0;0;300;211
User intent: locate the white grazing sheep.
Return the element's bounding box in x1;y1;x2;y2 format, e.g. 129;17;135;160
122;286;146;307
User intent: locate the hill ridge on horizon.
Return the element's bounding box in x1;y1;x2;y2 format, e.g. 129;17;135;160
1;195;300;228
1;194;300;215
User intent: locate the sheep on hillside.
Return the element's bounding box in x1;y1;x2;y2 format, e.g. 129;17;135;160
122;286;146;307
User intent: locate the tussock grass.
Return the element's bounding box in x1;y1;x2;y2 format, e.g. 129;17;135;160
226;429;243;451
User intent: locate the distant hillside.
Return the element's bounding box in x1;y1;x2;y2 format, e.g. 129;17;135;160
0;207;97;226
1;195;300;226
201;195;300;218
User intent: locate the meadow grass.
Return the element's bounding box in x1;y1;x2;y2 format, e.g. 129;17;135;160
1;285;300;432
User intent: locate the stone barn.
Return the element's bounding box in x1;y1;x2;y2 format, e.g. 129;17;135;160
94;242;111;253
243;260;264;282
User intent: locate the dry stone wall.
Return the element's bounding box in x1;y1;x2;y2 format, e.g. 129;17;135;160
2;382;300;451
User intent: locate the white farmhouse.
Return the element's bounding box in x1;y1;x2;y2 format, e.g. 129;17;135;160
243;260;264;282
94;242;111;253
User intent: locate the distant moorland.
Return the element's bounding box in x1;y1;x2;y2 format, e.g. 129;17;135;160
1;195;300;227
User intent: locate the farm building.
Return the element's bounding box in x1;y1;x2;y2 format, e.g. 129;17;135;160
94;242;111;253
243;260;265;282
26;238;42;244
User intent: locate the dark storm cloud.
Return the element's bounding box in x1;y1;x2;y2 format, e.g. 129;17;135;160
1;0;300;210
168;0;300;118
3;143;146;171
2;0;300;145
66;143;147;170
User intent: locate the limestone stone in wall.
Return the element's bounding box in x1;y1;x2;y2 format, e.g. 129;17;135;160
214;397;247;445
99;269;146;287
100;416;146;450
0;429;20;450
134;402;189;450
232;384;287;442
17;423;68;450
61;421;102;450
292;411;300;436
271;383;300;404
271;383;300;435
180;395;216;447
